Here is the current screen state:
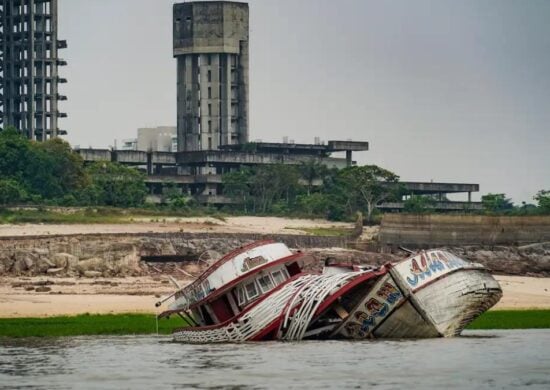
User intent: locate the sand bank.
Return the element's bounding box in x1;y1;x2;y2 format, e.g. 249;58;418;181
1;275;549;318
0;216;351;238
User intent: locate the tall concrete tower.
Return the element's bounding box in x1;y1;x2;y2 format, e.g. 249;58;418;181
0;0;67;141
173;1;249;152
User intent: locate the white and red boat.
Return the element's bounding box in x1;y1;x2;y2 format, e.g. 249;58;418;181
157;240;502;343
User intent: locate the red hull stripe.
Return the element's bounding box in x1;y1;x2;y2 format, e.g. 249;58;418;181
184;252;308;312
313;267;388;317
172;272;310;333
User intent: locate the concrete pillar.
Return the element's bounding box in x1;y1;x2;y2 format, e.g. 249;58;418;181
238;40;249;145
146;152;153;175
468;192;472;203
346;150;352;167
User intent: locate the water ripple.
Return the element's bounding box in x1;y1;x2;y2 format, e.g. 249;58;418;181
1;330;550;389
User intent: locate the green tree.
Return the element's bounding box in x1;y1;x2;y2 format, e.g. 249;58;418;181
250;165;300;213
534;190;550;214
0;179;27;205
82;162;147;207
296;193;329;217
339;165;400;222
481;193;514;213
404;195;436;213
0;127;32;181
223;168;253;212
298;159;327;195
26;138;87;199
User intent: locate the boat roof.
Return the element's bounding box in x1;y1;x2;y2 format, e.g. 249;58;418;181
175;240;304;309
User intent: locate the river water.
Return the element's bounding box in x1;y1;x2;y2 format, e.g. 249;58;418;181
1;330;549;389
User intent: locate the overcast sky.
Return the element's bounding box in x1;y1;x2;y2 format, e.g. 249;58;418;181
59;0;549;203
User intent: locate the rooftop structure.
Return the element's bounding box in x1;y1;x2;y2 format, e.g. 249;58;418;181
0;0;67;140
173;1;249;152
137;126;176;152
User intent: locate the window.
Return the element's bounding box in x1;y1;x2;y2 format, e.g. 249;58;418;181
207;70;212;83
257;274;274;293
245;281;259;300
271;270;286;285
208;87;212;99
237;287;246;306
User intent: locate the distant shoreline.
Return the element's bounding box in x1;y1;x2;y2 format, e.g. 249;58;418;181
0;310;549;338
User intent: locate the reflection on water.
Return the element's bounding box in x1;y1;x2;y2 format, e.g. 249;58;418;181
1;330;550;389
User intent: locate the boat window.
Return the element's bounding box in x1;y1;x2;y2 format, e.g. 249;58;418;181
257;274;274;293
271;270;286;285
237;286;246;306
245;281;259;300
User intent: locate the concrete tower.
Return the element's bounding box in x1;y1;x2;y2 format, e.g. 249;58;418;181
0;0;67;141
173;1;249;152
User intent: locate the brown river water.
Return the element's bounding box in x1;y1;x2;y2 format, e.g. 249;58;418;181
1;330;549;389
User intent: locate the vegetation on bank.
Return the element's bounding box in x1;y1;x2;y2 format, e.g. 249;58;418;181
467;310;550;330
0;206;228;225
0;310;549;338
0;314;186;338
1;127;549;223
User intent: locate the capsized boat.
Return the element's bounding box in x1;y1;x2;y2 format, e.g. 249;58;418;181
157;240;502;343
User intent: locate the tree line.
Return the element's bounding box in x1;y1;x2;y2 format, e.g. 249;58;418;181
222;162;550;220
0;127;147;207
1;127;548;220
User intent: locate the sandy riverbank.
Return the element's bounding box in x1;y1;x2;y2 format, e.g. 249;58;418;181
1;275;549;318
0;216;352;237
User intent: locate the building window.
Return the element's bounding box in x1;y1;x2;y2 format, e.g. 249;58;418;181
207;70;212;83
208;104;212;116
207;54;212;65
208;87;212;99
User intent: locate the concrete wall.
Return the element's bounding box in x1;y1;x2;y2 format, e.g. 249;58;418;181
379;214;550;248
0;232;347;276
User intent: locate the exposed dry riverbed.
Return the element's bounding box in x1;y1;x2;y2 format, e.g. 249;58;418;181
1;274;549;318
1;218;549;318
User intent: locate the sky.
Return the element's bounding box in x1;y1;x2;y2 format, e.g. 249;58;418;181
58;0;550;203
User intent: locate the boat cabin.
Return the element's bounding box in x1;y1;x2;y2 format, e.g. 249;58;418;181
163;240;315;327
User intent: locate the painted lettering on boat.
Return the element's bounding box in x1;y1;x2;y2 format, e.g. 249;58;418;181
397;251;469;289
343;277;403;338
241;256;268;272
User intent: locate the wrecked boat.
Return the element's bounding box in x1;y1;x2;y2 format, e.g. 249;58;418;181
157;240;502;343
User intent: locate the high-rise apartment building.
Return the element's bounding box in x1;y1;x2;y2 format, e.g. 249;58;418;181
0;0;67;140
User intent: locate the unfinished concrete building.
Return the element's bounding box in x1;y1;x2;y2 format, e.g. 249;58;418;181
0;0;67;140
173;1;249;153
75;1;480;210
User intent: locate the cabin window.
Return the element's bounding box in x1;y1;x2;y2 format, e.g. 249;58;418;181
271;270;286;285
245;281;259;300
237;286;246;306
257;274;274;293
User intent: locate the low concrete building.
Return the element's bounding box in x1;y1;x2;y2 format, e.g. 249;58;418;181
74;1;479;210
